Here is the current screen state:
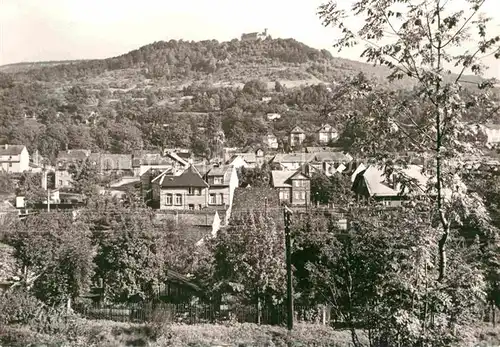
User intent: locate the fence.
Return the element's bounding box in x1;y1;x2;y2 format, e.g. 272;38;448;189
75;302;329;326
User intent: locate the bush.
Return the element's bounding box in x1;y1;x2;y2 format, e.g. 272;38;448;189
0;290;44;325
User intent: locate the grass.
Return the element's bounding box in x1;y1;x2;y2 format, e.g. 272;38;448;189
0;318;363;347
3;316;500;346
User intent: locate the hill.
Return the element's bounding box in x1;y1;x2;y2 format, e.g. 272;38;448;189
1;38;484;91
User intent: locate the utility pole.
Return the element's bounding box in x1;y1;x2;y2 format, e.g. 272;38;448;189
284;205;294;331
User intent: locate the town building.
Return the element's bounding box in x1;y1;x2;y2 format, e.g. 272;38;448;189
132;151;188;176
262;134;279;149
316;124;338;144
152;165;209;211
0;144;30;173
289;126;306;147
271;169;311;206
205;165;239;210
55;149;91;188
89;153;134;176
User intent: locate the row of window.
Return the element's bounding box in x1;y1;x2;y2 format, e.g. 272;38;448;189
279;190;307;200
164;193;225;206
293;180;307;187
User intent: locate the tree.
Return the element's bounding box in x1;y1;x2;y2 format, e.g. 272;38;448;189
90;204;169;302
17;172;46;207
7;212;95;308
210;212;286;323
69;158;100;199
318;0;500;282
238;166;271;187
310;172;354;206
295;207;485;347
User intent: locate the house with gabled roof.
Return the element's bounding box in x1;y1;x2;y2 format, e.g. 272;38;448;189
151;165;209;210
55;149;91;188
316;124;338;144
271;169;311;206
351;164;430;207
263;134;279;149
0;144;30;173
289;126;306;147
270;153;315;170
205;165;238;211
132;150;188;176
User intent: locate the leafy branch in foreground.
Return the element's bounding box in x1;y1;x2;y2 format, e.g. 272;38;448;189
319;0;500;281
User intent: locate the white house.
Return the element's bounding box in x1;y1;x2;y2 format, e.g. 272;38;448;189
317;124;338;144
482;124;500;144
0;144;30;173
263;134;279;149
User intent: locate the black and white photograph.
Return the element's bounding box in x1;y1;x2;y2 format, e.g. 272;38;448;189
0;0;500;346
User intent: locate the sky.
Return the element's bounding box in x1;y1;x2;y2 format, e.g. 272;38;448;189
0;0;499;78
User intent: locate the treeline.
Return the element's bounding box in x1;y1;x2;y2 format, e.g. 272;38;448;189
1;71;496;163
13;39;333;82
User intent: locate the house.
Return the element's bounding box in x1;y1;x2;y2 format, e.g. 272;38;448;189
100;177;141;199
263;134;279;149
270;153;315;170
271;169;311;206
241;32;259;41
0;200;18;225
309;152;353;176
163;148;192;162
55;149;91;188
351;164;430;207
227;149;265;169
266;113;281;121
305;147;341;153
316;124;338;144
351;166;403;207
0;144;30;173
481;124;500;144
132;151;189;176
89;153;133;176
289;126;306;147
152;165;209;211
205;165;239;211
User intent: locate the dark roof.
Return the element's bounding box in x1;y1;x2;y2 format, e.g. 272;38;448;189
160;165;208;188
0;145;25;156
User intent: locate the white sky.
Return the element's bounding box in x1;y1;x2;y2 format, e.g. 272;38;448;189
0;0;499;78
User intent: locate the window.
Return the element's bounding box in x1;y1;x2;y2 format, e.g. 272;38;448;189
175;194;182;206
188;187;200;195
294;192;300;200
301;192;306;200
220;193;224;205
283;191;289;200
213;176;223;185
165;194;173;205
209;193;216;205
58;180;63;187
188;204;194;210
198;204;202;210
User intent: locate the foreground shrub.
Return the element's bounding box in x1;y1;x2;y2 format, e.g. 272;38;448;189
0;290;44;325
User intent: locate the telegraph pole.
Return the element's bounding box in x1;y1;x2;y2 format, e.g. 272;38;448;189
284;205;294;331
